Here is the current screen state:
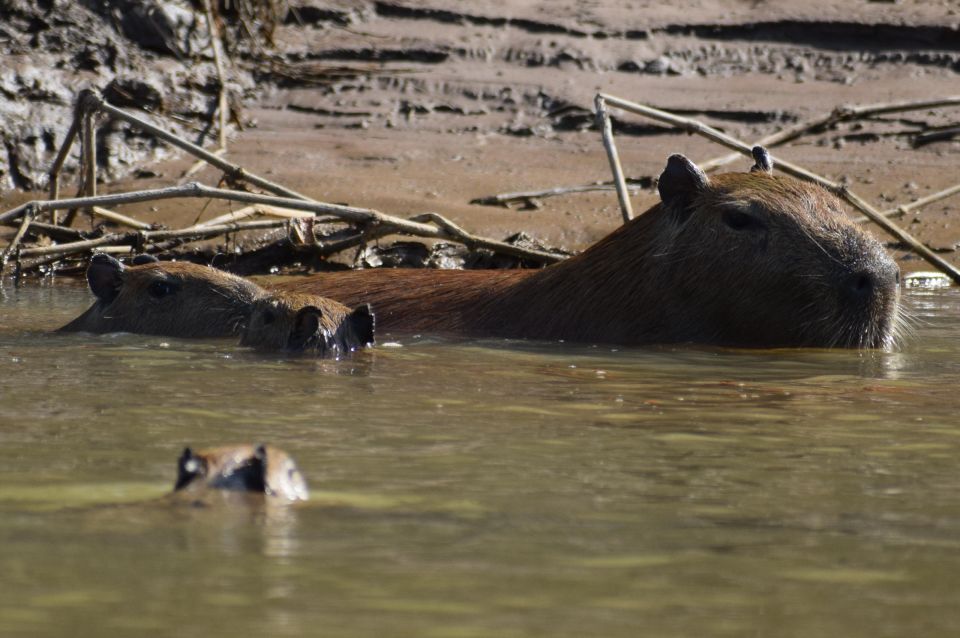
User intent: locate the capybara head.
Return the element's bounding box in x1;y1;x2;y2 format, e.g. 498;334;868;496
174;444;309;501
59;254;266;338
524;148;902;348
647;149;901;348
240;291;375;356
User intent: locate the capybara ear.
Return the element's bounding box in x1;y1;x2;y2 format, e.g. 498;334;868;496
131;254;159;265
87;253;125;303
347;303;375;346
657;154;709;213
288;306;322;350
174;447;199;491
750;145;774;174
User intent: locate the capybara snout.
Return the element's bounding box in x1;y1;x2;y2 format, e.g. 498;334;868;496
240;292;375;356
59;254;264;338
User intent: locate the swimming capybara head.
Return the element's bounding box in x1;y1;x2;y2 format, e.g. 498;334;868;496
239;291;375;356
641;149;901;347
59;254;266;338
509;147;902;348
174;444;309;501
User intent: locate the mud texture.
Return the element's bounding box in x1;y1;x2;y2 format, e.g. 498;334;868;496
0;0;250;190
2;0;959;272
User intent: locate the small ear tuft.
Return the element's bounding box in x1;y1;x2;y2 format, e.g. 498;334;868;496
175;447;197;491
750;146;774;174
288;306;322;351
657;154;709;211
87;253;125;302
131;254;159;265
348;304;375;347
254;444;268;461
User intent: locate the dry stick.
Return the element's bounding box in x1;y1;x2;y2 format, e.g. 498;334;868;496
195;204;315;228
854;183;960;224
595;94;634;223
81;106;97;208
1;182;565;264
47;116;81;222
597;92;960;284
699;95;960;173
478;95;960;204
84;90;312;202
0;207;33;270
408;213;562;263
91;207;154;230
203;0;229;151
181;148;226;181
470;181;650;207
18;219;293;260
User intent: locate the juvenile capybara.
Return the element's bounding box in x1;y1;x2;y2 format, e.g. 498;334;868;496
59;254;265;338
274;150;901;348
174;444;309;501
240;291;375;356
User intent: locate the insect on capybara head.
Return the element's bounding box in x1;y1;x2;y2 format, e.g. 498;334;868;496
240;291;375;356
641;147;901;348
174;444;309;501
59;254;266;337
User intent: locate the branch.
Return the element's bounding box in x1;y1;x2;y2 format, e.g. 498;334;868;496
596;92;960;284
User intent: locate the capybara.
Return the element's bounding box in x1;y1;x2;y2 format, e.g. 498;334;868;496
59;254;265;338
273;150;901;348
174;444;309;501
240;291;375;356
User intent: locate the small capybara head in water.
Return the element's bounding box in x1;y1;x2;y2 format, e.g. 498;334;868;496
560;147;901;348
59;254;265;338
174;444;309;501
240;291;375;356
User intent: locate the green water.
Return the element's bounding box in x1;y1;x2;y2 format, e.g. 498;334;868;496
1;281;959;637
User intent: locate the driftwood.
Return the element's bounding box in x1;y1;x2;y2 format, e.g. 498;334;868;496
592;93;960;285
0;89;568;277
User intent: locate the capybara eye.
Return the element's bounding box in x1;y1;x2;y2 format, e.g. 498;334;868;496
262;310;277;325
722;210;763;231
148;280;176;299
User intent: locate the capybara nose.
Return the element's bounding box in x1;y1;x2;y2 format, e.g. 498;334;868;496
847;261;898;300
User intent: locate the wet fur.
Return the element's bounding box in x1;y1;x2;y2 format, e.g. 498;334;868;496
275;172;901;348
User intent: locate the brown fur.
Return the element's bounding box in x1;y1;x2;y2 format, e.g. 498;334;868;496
240;291;375;355
60;257;265;337
274;171;901;348
174;444;309;501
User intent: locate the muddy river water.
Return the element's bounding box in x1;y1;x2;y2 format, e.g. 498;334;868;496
1;282;959;637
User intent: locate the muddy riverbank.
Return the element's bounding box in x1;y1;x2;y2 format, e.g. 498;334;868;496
1;0;958;272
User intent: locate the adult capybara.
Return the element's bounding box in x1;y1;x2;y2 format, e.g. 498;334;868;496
274;150;902;349
174;444;309;501
59;254;265;337
240;291;375;356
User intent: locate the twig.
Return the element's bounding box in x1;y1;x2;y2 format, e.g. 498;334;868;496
0;207;33;271
82;90;312;201
203;0;230;151
91;207;154;230
700;95;960;173
470;180;652;208
409;213;563;263
855;182;960;224
596;92;960;283
1;182;567;265
181;148;226;181
18;219;292;260
47;116;80;207
595;94;634;223
914;125;960;147
195;204;315;228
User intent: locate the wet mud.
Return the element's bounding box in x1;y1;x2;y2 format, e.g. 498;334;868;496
1;0;958;271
